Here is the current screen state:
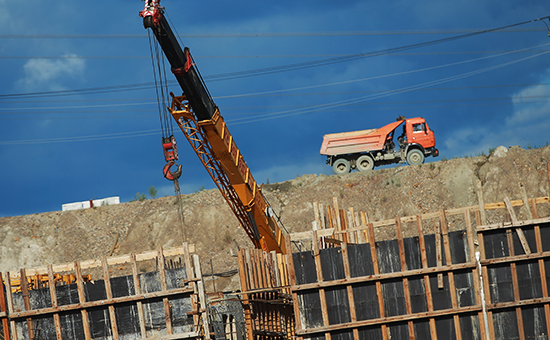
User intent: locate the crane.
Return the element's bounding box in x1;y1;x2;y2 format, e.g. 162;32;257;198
139;0;288;254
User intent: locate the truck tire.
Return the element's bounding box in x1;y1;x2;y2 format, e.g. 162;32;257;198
356;155;374;171
407;149;425;166
333;158;350;174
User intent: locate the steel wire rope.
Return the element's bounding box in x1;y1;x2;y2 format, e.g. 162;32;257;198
150;30;171;138
161;12;188;242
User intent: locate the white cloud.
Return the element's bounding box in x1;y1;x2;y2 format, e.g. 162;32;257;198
17;54;85;92
507;84;550;126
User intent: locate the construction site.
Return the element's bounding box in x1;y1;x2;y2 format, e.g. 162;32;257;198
2;1;550;339
1;140;550;340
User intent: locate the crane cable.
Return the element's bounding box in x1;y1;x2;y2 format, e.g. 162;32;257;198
148;28;188;244
148;30;173;138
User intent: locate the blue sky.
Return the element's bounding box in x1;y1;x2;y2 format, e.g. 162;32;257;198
1;0;550;216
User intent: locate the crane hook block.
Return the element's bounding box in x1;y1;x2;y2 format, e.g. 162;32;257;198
162;135;178;162
163;160;182;181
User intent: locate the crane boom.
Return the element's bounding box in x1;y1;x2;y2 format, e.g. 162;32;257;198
140;0;288;254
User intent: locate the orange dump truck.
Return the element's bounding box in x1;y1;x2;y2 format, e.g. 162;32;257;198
320;117;438;174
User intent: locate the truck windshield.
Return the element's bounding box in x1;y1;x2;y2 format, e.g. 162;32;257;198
413;123;426;132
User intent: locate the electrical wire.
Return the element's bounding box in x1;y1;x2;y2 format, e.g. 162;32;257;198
0;27;546;39
3;49;550;60
1;15;548;100
0;129;160;145
228;49;550;125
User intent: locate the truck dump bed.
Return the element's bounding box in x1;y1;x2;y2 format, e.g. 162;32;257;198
320;120;403;156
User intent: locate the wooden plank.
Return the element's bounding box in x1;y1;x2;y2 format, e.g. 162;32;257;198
341;243;359;339
340;209;348;244
333;197;342;238
284;234;303;340
519;183;533;220
74;261;92;340
157;248;173;335
530;200;550;339
131;253;148;339
252;250;263;332
436;222;444;289
291;262;477;291
361;211;369;244
506;229;526;340
465;210;488;340
10;286;195;319
440;210;462;340
295;305;482;336
338;200;550;235
326;205;334;230
395;218;415;340
182;243;200;331
102;256;119;340
47;265;63;340
488;296;550;309
193;254;211;339
504;197;532;254
367;222;388;340
313;201;320;230
238;250;254;340
416;215;438;340
476;228;495;339
476;216;550;232
476;179;487;225
0;272;12;340
319;202;326;229
20;269;34;340
312;230;331;340
8;245;194;279
4;272;17;340
290;228;334;241
347;208;356;243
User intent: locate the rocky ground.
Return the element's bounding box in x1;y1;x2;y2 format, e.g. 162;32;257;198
1;145;550;292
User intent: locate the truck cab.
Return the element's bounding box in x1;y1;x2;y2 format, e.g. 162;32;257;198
399;118;438;157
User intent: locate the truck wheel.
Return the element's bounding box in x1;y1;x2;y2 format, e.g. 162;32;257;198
333;158;350;174
407;149;425;165
356;155;374;171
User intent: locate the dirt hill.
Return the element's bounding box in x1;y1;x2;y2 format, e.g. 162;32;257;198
2;145;550;291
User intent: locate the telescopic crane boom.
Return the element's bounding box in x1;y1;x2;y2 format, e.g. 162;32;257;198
140;0;288;254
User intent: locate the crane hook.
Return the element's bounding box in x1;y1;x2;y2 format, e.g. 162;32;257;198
163;160;182;181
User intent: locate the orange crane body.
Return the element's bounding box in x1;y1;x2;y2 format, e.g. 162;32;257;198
139;1;287;253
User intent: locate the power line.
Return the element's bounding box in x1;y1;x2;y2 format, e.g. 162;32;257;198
3;49;550;60
0;27;546;39
0;82;549;106
0;129;160;145
228;49;550;124
1;15;548;100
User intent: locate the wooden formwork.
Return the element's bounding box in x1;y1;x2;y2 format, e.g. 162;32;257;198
237;249;295;340
0;244;211;340
286;194;550;340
